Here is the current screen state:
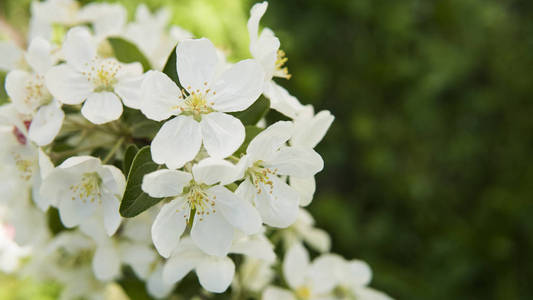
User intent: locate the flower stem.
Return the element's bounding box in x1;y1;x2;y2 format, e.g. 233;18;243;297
103;137;125;164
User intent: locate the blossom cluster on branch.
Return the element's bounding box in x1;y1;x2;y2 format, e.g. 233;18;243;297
0;1;392;299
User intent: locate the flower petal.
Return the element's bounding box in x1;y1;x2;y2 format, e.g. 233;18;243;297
289;176;315;207
81;92;123;124
263;81;305;119
0;41;23;71
196;256;235;293
191;208;233;257
101;191;121;236
121;243;157;280
92;243;121;281
262;286;296;300
291;110;334;148
247;2;268;48
115;75;144;109
5;70;33;114
151;198;188;258
151;115;202;169
140;70;181;121
208;185;262;235
283;243;309;289
266;146;323;178
255;176;299;228
162;251;199;285
142;169;192;198
176;38;219;92
147;264;174;299
209;59;264;112
29;101;64;146
192;157;237;185
26;37;55;74
200;112;244;159
45;64;93;105
247;121;293;161
62;27;96;70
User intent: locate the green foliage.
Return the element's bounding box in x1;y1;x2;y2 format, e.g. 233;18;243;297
122;144;139;174
231;95;270;125
120;146;163;218
234;125;263;156
108;37;152;71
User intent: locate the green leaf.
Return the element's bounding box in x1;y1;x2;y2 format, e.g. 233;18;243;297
234;125;264;155
120;146;163;218
231;95;270;125
131;120;162;139
122;144;138;175
108;37;151;72
162;44;185;90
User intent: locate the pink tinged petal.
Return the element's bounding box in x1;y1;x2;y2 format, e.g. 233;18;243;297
176;38;219;93
62;27;96;70
247;121;293;161
291;110;334;148
151;198;188;258
200;112;244;159
209;59;264;112
101;191;121;236
255;176;300;228
140;70;181;121
207;185;262;235
283;243;309;289
266;146;324;178
29;102;64;146
262;286;297;300
26;37;55;74
196;256;235;293
151;115;202;169
142;169;192;198
5;70;33;114
45;64;93;105
289;176;315;207
92;243;121;281
190;208;234;257
81;92;123;125
192;157;238;186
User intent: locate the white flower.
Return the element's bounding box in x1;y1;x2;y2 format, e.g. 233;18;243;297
282;209;331;253
143;157;262;257
5;37;64;146
46;27;144;124
0;222;31;273
247;1;306;118
40;156;126;236
0;41;24;71
235;121;323;228
140;38;264;169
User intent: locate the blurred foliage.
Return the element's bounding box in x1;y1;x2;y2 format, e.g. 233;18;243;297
2;0;533;299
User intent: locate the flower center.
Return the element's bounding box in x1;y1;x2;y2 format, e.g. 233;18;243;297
13;153;35;181
246;160;278;194
178;181;216;222
274;50;291;79
295;286;311;300
24;74;53;110
69;172;103;203
176;83;217;120
82;59;121;92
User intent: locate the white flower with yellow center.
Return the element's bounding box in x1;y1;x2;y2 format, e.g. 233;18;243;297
46;27;144;124
5;37;65;146
142;157;262;258
234;121;323;228
140;38;264;169
247;1;307;119
40;156;126;236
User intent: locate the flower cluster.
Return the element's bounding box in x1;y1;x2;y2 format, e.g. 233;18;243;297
0;1;392;299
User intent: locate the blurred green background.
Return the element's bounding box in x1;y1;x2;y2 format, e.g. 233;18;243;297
2;0;533;299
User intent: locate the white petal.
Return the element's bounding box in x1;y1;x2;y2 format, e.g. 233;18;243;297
38;148;54;179
115;75;144;109
231;234;276;262
5;70;33;114
62;27;96;70
247;2;268;48
302;227;331;253
344;259;372;286
162;252;198;285
176;38;219;92
191;208;234;257
140;71;180;121
266;146;323;177
192;157;237;185
102;192;121;236
81;92;123;124
0;41;23;71
151;198;188;258
354;287;393;300
308;254;341;294
151;116;202;169
255;176;299;228
209;59;264;112
45;64;93;105
102;165;126;196
29;102;64;146
147;264;174;299
263;81;305;119
262;286;296;300
200;112;244;159
283;243;309;289
196;256;235;293
142;169;192;198
208;185;262;235
235;177;257;203
291;110;334;148
26;37;54;74
57;190;98;228
92;243;121;281
289;176;315;207
121;243;157;280
247;121;293;161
